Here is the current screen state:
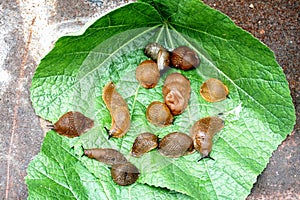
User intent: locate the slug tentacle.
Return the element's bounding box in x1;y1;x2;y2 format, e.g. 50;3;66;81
198;154;215;162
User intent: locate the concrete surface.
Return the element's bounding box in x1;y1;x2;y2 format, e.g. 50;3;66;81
0;0;299;199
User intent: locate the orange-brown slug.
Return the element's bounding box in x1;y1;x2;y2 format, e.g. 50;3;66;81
103;82;130;138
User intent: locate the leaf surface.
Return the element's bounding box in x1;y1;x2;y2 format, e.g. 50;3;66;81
27;0;295;199
26;131;190;200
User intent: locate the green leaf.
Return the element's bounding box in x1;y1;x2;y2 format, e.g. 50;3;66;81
25;131;190;200
28;0;295;199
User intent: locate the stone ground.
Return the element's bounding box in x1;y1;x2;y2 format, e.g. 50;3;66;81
0;0;299;199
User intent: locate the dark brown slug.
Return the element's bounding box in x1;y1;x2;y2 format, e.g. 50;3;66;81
103;82;130;138
158;132;194;158
111;162;140;186
162;73;191;115
171;46;200;70
83;148;127;165
131;132;158;157
52;111;94;138
190;116;224;161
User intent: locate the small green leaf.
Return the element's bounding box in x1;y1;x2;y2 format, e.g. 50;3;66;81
28;0;295;199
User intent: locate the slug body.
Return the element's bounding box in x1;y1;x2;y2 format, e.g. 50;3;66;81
146;101;174;127
144;43;163;61
162;73;191;115
83;148;127;165
131;132;158;157
136;60;160;89
190;116;224;160
111;162;140;186
53;111;94;138
103;82;130;138
144;42;170;70
157;48;170;70
171;46;200;70
158;132;194;158
200;78;229;102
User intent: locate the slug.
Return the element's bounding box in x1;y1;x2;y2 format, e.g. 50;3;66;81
135;60;160;89
146;101;174;127
190;116;224;161
111;162;140;186
103;82;130;138
157;48;170;70
131;132;158;157
158;132;194;158
162;73;191;115
144;42;163;61
171;46;200;70
200;78;229;102
52;111;94;138
83;148;127;165
144;42;170;70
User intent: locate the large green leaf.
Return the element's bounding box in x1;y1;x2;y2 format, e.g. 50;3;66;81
27;0;295;199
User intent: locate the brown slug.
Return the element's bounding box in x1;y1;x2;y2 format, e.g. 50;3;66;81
158;132;194;158
52;111;94;138
83;148;127;165
200;78;229;102
135;60;160;89
131;132;158;157
157;48;170;70
103;82;130;138
144;42;163;61
146;101;174;127
144;42;170;70
190;116;224;161
162;73;191;115
111;162;140;186
171;46;200;70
